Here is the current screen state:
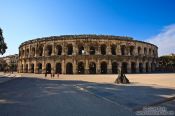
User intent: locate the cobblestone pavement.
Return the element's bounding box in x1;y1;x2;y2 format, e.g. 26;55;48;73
0;78;135;116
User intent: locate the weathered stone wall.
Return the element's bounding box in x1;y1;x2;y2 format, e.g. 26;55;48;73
18;35;158;74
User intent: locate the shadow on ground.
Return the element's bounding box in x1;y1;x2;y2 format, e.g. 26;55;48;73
0;77;174;116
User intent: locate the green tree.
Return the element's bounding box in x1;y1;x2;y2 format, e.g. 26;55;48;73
0;28;7;55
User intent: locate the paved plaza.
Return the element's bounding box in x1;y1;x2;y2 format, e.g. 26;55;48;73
0;73;175;116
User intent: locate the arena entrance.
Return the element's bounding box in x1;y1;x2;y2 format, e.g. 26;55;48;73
122;62;127;73
139;63;143;73
131;62;136;73
25;64;28;73
112;62;118;74
146;62;149;73
55;63;62;74
77;62;84;74
66;63;73;74
101;62;107;74
38;63;42;74
89;62;96;74
46;63;51;74
31;64;34;73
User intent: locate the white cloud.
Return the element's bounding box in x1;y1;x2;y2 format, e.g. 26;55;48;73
146;24;175;56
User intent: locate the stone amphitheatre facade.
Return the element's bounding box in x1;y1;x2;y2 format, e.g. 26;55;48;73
18;35;158;74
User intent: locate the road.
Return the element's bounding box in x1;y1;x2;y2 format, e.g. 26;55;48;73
0;78;134;116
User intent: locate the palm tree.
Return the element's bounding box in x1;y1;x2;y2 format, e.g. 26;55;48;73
0;28;7;55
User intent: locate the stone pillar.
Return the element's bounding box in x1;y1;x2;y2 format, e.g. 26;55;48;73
62;60;65;74
97;46;100;55
85;45;89;55
34;61;38;74
42;60;46;74
52;43;55;56
85;59;89;74
73;44;77;55
107;46;111;55
97;60;100;74
136;61;140;73
107;60;112;74
35;45;37;57
117;45;121;55
28;62;31;73
73;59;77;74
51;60;55;74
43;44;45;56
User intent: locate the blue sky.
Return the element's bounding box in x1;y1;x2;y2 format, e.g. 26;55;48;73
0;0;175;56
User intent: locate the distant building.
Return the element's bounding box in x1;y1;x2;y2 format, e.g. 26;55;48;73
0;54;18;71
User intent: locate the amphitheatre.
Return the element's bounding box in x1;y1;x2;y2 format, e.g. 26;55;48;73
18;35;158;74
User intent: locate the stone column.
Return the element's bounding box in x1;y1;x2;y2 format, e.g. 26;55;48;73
85;59;89;74
117;45;121;55
62;60;65;74
107;60;112;74
42;60;46;74
73;59;77;74
52;43;55;56
85;45;89;55
97;60;100;74
107;46;111;55
35;45;37;57
97;46;100;55
73;44;77;55
43;44;45;56
51;60;55;74
34;60;38;74
136;60;140;73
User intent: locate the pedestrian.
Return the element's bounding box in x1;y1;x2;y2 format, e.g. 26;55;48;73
51;73;53;78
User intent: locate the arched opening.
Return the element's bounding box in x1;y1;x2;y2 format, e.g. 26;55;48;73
89;62;96;74
78;46;84;55
31;64;34;73
31;47;35;56
149;49;151;56
144;48;147;55
112;62;118;74
111;45;116;55
101;62;107;74
67;44;73;55
38;63;42;74
25;64;28;73
55;63;62;74
122;62;128;73
139;63;143;73
130;46;134;56
78;62;85;74
138;47;141;55
47;45;52;56
146;62;149;73
46;63;51;74
131;62;136;73
121;45;126;55
101;44;106;55
38;45;43;56
56;45;62;55
90;46;95;55
66;63;73;74
26;49;29;57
